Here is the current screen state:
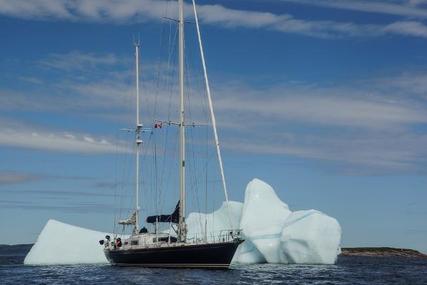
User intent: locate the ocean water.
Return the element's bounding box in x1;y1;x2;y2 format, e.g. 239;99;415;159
1;245;427;284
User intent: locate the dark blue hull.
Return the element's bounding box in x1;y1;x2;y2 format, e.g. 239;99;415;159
104;240;242;269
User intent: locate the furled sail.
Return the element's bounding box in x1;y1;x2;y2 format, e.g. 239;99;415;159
146;201;180;224
118;211;137;225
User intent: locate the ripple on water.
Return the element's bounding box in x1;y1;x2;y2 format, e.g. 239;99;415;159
1;256;427;285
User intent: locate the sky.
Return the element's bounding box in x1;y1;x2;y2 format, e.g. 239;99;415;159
0;0;426;253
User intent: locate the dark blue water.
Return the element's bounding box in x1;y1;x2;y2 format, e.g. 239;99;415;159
1;245;426;284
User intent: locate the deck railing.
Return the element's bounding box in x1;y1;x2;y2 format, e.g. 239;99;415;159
187;229;242;244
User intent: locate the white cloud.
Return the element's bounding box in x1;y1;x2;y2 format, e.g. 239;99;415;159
377;72;427;97
0;0;171;21
281;0;427;18
0;122;129;154
0;171;41;185
2;50;427;173
212;80;427;172
1;0;427;38
7;51;427;131
213;83;427;130
0;52;135;117
0;0;74;19
39;51;120;71
409;0;427;6
19;76;44;85
384;21;427;37
223;132;427;173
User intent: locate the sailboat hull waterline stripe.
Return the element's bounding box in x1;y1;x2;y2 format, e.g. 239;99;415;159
112;263;230;269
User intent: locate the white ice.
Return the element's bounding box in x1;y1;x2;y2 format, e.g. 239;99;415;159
239;179;292;263
231;239;266;264
279;210;342;264
24;178;342;265
186;201;243;242
24;219;109;265
233;179;341;264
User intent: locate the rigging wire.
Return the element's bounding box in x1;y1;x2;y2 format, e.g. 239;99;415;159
111;0;235;239
159;25;179;217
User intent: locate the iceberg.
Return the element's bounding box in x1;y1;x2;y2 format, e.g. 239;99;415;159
24;178;342;265
24;219;109;265
186;201;243;242
279;210;342;264
231;239;266;264
239;179;292;263
233;179;341;264
185;201;266;264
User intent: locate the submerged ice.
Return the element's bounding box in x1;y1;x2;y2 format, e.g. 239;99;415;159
25;178;341;265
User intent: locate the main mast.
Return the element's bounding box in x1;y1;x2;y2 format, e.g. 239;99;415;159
178;0;186;242
135;42;142;234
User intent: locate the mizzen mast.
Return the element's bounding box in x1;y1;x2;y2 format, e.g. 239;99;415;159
134;41;142;234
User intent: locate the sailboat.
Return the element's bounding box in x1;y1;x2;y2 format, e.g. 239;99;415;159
100;0;243;269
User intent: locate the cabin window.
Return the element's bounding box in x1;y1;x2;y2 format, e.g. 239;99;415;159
131;240;139;245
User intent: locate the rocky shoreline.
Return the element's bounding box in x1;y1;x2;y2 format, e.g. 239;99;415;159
341;247;427;258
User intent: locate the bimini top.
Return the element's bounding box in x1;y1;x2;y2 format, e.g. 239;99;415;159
146;201;180;224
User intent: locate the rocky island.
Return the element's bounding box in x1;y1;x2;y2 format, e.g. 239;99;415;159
341;247;427;258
